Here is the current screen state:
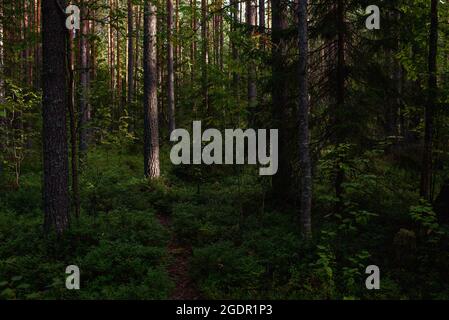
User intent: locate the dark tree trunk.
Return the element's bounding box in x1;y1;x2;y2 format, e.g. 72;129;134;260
420;0;438;201
334;0;346;211
41;0;70;235
298;0;312;238
143;0;160;178
271;0;291;202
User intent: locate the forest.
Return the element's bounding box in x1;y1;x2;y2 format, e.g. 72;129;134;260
0;0;449;300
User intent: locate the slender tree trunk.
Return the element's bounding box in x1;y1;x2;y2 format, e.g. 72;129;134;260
190;0;196;83
0;0;4;104
246;0;257;111
67;30;80;218
41;0;70;235
127;0;134;132
167;0;176;133
334;0;346;211
298;0;312;238
201;0;209;112
79;0;90;156
143;0;160;178
420;0;438;201
230;0;239;106
134;5;142;99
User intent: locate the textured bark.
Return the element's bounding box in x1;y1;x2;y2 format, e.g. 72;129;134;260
167;0;176;133
143;0;160;178
420;0;438;201
298;0;312;238
41;0;70;235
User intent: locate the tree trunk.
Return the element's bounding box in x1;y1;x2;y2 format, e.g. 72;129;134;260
259;0;265;31
420;0;438;201
201;0;209;112
143;0;160;178
68;30;80;218
246;0;257;111
41;0;70;235
334;0;346;211
0;0;4;104
79;0;90;155
167;0;176;133
271;0;291;202
298;0;312;238
127;0;135;132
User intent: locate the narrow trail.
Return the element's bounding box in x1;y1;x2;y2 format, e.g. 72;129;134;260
157;214;201;300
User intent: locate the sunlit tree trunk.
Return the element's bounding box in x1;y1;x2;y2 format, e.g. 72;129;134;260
143;0;160;178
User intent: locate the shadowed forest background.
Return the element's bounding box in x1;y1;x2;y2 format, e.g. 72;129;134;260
1;0;449;299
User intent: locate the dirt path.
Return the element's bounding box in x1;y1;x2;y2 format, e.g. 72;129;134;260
157;214;201;300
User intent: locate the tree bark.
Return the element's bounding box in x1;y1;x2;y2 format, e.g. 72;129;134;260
41;0;70;235
143;0;160;178
298;0;312;238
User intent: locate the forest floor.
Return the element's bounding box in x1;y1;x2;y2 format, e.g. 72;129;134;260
1;147;449;299
156;213;201;300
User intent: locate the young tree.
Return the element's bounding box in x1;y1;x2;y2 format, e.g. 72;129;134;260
298;0;312;238
143;0;160;178
41;0;70;235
